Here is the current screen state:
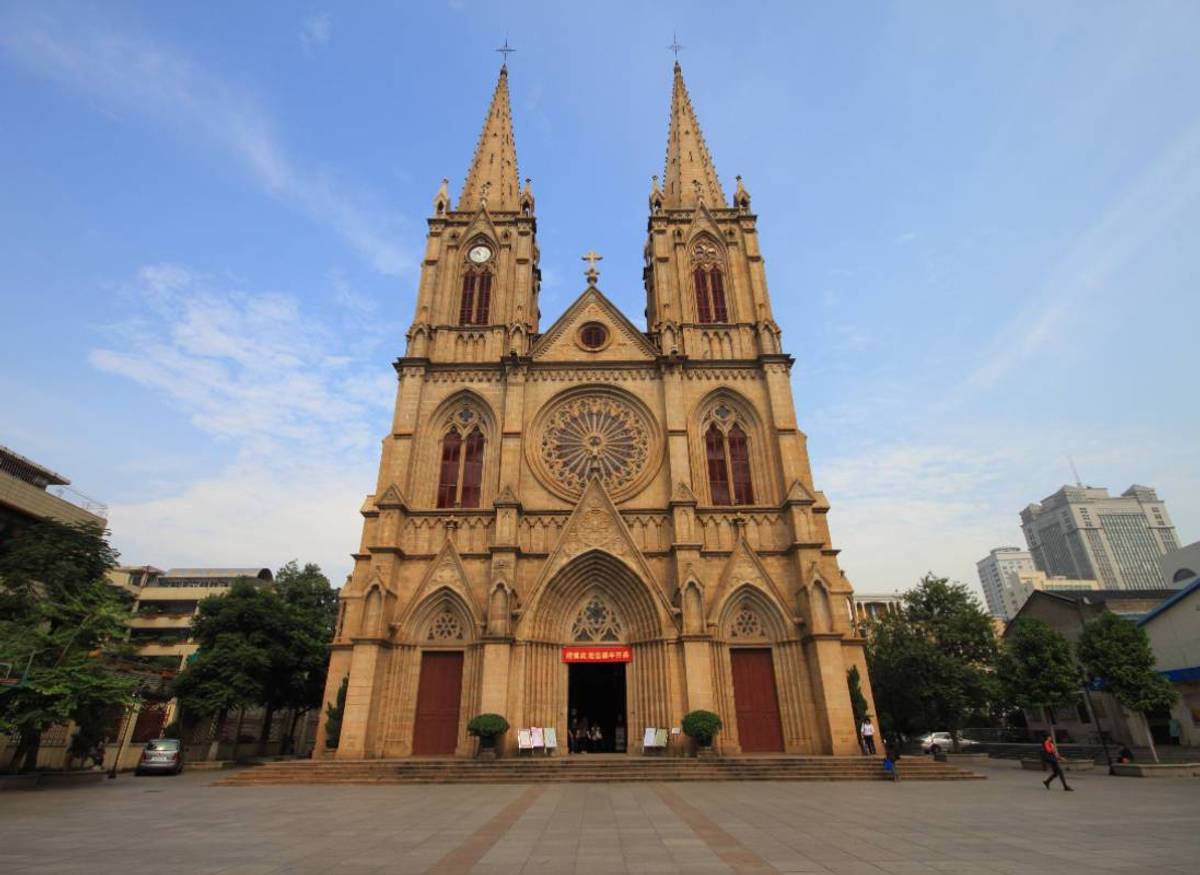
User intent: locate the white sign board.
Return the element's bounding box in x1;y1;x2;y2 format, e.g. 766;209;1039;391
544;728;557;750
517;729;533;750
643;727;659;749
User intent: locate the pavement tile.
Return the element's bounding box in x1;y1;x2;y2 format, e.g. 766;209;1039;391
0;764;1196;875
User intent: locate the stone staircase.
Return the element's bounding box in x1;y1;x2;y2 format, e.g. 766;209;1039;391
216;754;984;786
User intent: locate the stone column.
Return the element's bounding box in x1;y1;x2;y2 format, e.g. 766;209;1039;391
681;637;715;713
336;640;382;759
803;633;859;755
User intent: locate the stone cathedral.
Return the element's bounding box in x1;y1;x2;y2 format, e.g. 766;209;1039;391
316;62;877;760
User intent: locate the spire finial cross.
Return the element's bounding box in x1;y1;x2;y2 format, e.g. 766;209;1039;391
496;37;515;65
668;32;684;60
581;250;603;286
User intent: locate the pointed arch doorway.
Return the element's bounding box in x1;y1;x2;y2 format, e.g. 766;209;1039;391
521;550;673;756
565;593;630;753
567;662;627;753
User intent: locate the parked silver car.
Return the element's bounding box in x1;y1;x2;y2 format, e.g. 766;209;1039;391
135;738;183;775
917;732;978;755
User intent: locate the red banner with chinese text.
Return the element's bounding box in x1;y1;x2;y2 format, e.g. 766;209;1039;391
561;645;632;663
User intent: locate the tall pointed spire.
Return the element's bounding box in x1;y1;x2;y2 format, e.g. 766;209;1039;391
662;62;725;209
457;65;520;212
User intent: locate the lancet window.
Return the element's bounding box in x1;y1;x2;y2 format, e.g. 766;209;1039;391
571;594;623;642
691;239;727;323
703;403;754;506
435;406;486;508
458;270;492;325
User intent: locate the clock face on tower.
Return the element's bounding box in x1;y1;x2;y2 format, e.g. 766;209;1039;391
468;245;492;264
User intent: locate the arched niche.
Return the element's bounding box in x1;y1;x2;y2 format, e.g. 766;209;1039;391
521;550;670;644
405;587;478;647
716;584;792;644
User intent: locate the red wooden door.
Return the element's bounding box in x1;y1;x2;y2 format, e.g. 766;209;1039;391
412;651;464;755
730;648;784;752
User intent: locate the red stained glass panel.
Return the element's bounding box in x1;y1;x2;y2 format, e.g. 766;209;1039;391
460;428;485;508
436;429;462;508
706;424;731;506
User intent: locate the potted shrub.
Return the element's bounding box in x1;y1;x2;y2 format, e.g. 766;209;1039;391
682;710;723;757
467;713;510;759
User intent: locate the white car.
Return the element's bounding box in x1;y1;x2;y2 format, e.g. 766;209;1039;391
918;732;977;754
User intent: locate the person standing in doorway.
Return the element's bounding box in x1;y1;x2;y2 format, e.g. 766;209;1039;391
589;723;603;753
1169;717;1181;746
1041;732;1073;791
569;709;580;754
860;718;877;755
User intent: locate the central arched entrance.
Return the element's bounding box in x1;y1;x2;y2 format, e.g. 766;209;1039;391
517;549;677;754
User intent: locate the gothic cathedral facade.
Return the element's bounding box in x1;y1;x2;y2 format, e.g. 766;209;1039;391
316;63;877;759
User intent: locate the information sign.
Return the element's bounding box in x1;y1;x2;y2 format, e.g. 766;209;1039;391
561;645;633;663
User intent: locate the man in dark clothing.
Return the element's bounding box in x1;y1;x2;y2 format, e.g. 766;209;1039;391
1041;733;1073;791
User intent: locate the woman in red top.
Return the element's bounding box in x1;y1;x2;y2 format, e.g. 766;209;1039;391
1041;733;1073;791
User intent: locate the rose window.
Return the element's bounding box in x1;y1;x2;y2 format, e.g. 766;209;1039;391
729;607;765;640
571;595;623;642
428;609;464;641
532;391;657;500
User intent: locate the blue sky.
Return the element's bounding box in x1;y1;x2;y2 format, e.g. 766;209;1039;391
2;1;1198;597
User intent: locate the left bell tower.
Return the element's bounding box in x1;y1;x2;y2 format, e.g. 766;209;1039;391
406;63;540;363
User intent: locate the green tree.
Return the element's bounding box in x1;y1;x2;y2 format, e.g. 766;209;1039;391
998;618;1079;746
0;520;138;772
267;561;338;752
1077;612;1177;763
847;666;870;726
170;564;337;758
324;675;348;749
865;574;997;750
171;580;280;758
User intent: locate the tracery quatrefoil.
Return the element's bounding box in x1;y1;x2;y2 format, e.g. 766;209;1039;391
571;594;623;642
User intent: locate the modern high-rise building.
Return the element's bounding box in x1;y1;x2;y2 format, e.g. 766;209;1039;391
1020;485;1180;591
976;547;1037;619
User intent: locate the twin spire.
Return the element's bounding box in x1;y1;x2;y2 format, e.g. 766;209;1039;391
457;65;520;212
662;61;725;209
454;61;728;214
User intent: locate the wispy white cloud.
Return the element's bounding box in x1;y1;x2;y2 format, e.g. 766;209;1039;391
894;231;918;245
299;13;332;55
91;263;394;579
0;8;408;275
90;264;389;454
107;457;370;586
967;116;1200;390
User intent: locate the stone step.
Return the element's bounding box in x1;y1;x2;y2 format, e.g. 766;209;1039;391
216;755;982;786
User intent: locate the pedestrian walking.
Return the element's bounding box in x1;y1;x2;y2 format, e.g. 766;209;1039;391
883;737;901;782
860;718;877;755
1169;717;1181;746
1040;732;1073;791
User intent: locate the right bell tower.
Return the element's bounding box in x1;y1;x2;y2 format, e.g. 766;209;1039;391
643;61;783;362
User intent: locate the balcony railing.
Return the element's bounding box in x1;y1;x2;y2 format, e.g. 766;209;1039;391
46;484;108;519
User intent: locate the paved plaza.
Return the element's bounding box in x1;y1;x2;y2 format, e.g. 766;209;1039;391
1;761;1197;874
